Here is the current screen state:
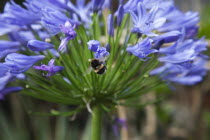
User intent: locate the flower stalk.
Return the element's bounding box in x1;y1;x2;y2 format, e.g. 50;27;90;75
91;105;102;140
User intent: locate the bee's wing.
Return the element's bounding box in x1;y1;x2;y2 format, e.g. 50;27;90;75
98;55;109;63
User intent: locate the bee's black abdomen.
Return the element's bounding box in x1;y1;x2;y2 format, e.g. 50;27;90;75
90;59;101;69
96;66;106;74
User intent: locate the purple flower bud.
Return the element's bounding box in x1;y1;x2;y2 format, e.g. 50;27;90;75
27;40;54;51
4;53;45;74
92;0;105;12
117;5;124;26
107;14;114;36
0;87;22;100
94;47;109;59
87;40;100;52
33;59;64;77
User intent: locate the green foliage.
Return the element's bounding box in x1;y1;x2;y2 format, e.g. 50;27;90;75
198;5;210;39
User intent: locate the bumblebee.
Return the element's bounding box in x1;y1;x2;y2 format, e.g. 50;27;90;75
89;59;107;75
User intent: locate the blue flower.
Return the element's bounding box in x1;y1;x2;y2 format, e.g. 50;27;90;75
123;0;143;13
4;53;45;74
126;38;158;60
58;21;77;51
41;8;76;35
33;59;64;77
116;5;124;26
0;87;22;100
107;14;114;37
66;0;92;25
158;11;199;32
87;40;109;59
1;0;39;26
87;40;100;52
151;57;208;85
94;47;109;59
0;40;20;59
130;2;166;36
27;40;54;51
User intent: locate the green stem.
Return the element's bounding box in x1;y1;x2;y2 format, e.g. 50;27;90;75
91;106;102;140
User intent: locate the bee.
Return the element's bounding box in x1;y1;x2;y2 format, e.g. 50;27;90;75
89;58;107;75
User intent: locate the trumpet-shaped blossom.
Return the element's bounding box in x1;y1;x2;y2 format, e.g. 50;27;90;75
27;40;54;51
4;53;45;74
130;2;166;36
123;0;142;13
58;21;77;51
41;8;76;35
33;59;64;77
0;87;22;100
1;0;39;26
158;11;199;32
87;40;100;52
94;47;109;59
126;38;158;60
0;40;20;59
67;0;92;25
87;40;109;59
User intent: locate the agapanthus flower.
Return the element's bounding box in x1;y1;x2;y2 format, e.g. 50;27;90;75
0;40;20;59
126;38;158;60
67;0;92;25
1;0;39;26
0;87;22;100
123;0;143;13
130;2;166;36
27;40;54;51
94;47;109;59
87;40;109;59
87;40;100;52
4;53;45;74
150;57;208;85
33;59;64;77
58;21;77;51
158;11;199;32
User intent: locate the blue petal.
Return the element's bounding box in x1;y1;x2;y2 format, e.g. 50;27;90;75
27;40;54;51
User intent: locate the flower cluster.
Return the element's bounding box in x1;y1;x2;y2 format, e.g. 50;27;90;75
0;0;208;116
